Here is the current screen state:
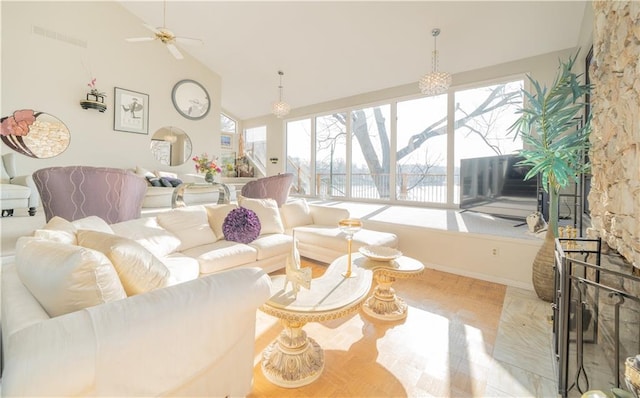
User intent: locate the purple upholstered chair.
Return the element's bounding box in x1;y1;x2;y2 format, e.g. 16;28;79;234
33;166;147;224
240;173;294;207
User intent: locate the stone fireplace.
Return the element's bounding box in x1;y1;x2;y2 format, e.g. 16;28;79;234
587;1;640;270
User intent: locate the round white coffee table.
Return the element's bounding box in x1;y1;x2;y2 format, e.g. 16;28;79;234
260;259;373;388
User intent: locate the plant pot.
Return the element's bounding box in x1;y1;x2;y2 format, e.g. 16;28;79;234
531;227;556;302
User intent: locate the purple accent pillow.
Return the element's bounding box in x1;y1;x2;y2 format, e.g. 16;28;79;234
222;207;261;244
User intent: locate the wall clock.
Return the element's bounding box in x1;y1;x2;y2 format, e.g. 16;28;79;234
171;79;210;120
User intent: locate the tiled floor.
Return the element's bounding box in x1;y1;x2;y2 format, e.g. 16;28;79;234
250;262;559;397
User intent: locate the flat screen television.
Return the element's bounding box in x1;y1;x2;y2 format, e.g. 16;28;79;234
459;154;538;220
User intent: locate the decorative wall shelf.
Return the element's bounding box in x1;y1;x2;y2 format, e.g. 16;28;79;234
80;93;107;112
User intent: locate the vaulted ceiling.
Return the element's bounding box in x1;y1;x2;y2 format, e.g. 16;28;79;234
119;1;589;120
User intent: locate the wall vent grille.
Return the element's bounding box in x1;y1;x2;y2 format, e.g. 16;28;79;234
32;25;87;48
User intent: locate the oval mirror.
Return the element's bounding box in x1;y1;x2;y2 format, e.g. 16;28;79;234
150;126;192;166
171;79;210;120
1;109;70;158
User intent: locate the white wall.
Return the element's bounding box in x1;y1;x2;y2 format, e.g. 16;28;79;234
1;1;222;177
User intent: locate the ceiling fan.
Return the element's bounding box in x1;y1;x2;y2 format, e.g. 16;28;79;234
125;1;203;60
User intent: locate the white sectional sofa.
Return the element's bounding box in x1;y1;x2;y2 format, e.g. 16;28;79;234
1;197;397;396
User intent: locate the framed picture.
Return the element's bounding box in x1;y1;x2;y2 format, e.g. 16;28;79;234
221;133;233;150
171;79;210;120
220;151;236;177
114;87;149;134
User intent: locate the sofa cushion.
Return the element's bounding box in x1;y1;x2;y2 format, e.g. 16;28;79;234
280;199;313;230
159;253;201;285
39;216;77;244
146;176;163;187
33;229;76;245
156;206;217;251
181;240;258;274
205;203;237;240
160;176;183;187
155;170;178;179
15;237;126;317
135;165;156;179
294;224;399;253
223;207;261;244
71;216;114;234
77;230;170;296
248;233;293;260
238;196;284;235
111;217;181;257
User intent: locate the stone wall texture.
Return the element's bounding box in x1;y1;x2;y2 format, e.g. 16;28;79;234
588;1;640;268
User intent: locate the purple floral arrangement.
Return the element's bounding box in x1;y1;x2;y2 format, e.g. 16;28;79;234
222;207;261;244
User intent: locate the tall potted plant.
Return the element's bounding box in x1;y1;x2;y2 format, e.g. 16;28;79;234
509;52;591;302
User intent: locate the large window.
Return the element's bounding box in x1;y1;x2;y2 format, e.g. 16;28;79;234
220;113;237;134
284;77;524;207
286;119;312;195
315;113;347;198
351;105;391;199
397;95;448;203
453;81;524;203
244;126;267;171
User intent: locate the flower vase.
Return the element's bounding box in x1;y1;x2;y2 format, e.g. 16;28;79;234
531;227;556;302
205;172;214;183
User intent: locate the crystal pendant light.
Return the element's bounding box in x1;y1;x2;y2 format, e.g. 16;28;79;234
271;70;291;118
419;28;451;96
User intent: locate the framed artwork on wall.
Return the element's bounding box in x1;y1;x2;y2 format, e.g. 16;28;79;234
221;133;233;150
220;151;237;177
114;87;149;134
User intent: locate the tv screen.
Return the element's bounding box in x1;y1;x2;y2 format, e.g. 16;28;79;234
459;154;538;220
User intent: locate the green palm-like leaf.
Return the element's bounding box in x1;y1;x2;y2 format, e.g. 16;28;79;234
508;51;592;235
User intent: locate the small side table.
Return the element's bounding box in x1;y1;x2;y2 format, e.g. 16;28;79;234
171;182;231;208
353;253;425;321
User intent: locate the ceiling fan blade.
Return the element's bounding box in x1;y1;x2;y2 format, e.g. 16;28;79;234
175;37;203;46
143;23;161;34
125;37;156;42
166;43;184;60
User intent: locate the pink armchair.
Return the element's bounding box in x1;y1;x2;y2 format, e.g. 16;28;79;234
33;166;147;224
240;173;294;207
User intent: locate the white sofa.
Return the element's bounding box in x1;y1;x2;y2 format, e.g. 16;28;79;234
133;166;237;209
280;199;399;264
1;198;397;396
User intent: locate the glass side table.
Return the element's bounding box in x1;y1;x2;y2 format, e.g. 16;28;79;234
171;182;231;208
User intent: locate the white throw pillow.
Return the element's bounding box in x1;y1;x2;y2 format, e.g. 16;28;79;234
42;216;77;244
15;237;126;318
111;217;181;257
205;203;238;241
280;199;314;229
33;229;76;245
238;196;284;235
155;170;178;179
71;216;114;234
77;230;170;296
156;205;217;251
135;166;156;178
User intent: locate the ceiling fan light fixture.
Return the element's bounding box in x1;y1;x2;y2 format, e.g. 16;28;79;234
124;0;201;60
272;70;291;118
419;28;451;96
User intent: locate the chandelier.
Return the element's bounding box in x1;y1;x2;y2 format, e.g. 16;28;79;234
271;70;291;118
419;28;451;96
164;127;177;144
